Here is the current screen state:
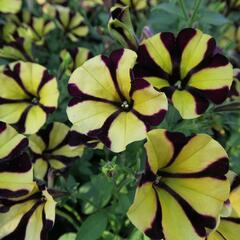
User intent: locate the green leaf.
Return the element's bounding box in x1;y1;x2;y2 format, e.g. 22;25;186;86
201;11;229;26
58;233;76;240
76;211;108;240
78;174;114;214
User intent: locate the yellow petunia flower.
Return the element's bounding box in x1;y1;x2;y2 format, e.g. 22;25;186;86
67;48;168;153
134;28;233;119
127;129;230;240
0;61;59;134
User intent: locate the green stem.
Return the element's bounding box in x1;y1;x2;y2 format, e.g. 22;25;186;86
188;0;202;27
56;209;80;231
178;0;188;20
63;204;82;223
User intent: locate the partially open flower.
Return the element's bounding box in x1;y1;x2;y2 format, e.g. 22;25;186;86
29;122;84;180
0;0;22;13
0;61;59;134
44;5;89;42
108;5;138;50
0;37;33;61
67;49;168;153
60;47;93;75
0;154;56;240
127;129;230;240
207;171;240;240
134;28;233;119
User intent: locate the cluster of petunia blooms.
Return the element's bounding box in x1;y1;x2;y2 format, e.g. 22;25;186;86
0;3;240;240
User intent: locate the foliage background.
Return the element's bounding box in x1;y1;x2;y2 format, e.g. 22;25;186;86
1;0;240;239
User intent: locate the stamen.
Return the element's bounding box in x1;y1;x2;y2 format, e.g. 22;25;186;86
121;100;130;109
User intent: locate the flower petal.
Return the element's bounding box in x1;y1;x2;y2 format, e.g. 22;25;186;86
172;89;209;119
132;79;168;126
67;100;118;135
177;28;216;79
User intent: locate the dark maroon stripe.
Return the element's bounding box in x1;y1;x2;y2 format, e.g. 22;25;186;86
0;153;31;173
68;130;98;148
40;209;54;240
159;157;228;179
134;44;169;83
7;38;33;61
4;63;33;97
163;131;193;168
101;49;126;101
14;105;32;133
68;83;119;106
156;181;216;237
0;122;6;133
221;217;240;224
145;188;165;239
187;87;210;115
0;97;29;104
0;138;28;163
203;38;216;59
38;123;54;149
111;7;124;20
2;201;43;240
201;86;229;104
40;104;56;114
231;175;240;192
176;28;196;54
37;70;54;94
132;109;167;128
0;189;29;199
88;110;121;148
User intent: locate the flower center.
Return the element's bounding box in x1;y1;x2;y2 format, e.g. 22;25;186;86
175;80;182;89
154;175;162;185
121;100;131;111
31;97;39;105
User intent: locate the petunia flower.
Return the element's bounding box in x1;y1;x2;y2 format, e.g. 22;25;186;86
134;28;233;119
0;153;56;240
44;4;89;42
108;4;138;50
67;48;168;153
0;0;22;13
2;11;55;45
60;47;93;75
29;122;84;180
207;171;240;240
127;129;230;240
0;61;59;134
0;37;33;61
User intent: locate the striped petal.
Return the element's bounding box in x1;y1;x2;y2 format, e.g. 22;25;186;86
0;187;56;240
0;62;59;134
128;129;230;240
178;28;216;79
172;89;209;119
0;122;28;163
0;153;34;199
29;122;84;180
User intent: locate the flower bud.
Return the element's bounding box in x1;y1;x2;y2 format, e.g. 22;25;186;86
108;5;138;50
